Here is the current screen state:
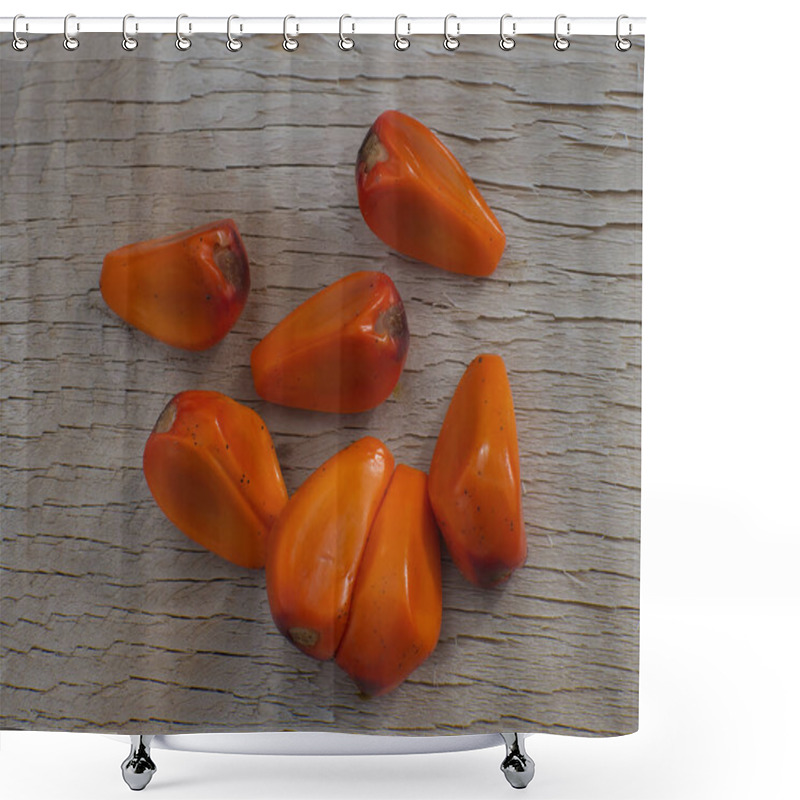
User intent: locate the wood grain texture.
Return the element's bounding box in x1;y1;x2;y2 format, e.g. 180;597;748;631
1;34;643;736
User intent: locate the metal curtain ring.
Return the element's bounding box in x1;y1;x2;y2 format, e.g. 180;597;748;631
12;14;28;51
616;14;632;51
175;14;191;50
443;14;460;51
122;14;138;51
283;15;299;51
554;14;570;51
63;13;79;51
499;14;515;50
394;15;410;51
227;15;242;51
339;14;355;50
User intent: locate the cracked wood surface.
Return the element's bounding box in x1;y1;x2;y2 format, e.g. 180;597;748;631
1;34;643;735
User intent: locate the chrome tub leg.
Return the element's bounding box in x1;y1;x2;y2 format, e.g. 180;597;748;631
500;733;535;789
121;734;156;791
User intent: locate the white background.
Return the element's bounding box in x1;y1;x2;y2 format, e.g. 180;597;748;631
2;1;799;798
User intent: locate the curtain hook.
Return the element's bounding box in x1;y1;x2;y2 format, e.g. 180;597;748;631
394;15;410;51
12;14;29;51
499;14;515;50
283;15;299;51
554;14;570;51
339;14;355;51
227;15;243;51
175;14;192;50
63;13;79;51
615;14;632;51
443;14;460;51
122;14;138;51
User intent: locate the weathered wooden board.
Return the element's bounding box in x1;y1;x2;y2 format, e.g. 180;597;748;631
1;33;643;736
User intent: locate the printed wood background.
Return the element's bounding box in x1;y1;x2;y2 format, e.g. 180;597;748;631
1;33;643;736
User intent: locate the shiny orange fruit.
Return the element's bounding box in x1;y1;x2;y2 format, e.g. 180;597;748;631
356;110;506;276
265;437;395;660
100;219;249;350
336;465;442;697
250;271;409;413
428;355;526;587
143;390;287;568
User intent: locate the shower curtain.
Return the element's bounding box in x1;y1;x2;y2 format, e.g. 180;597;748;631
1;30;643;738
